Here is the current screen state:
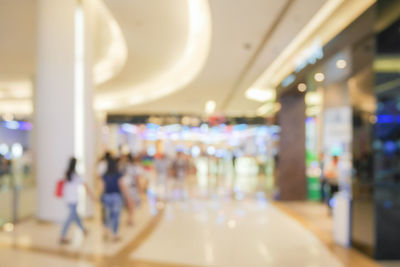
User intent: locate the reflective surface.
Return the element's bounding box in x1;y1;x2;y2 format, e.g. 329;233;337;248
131;197;342;267
0;168;346;267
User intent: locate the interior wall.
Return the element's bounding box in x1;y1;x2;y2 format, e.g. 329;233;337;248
278;92;307;201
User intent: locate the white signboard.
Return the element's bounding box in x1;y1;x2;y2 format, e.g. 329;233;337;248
323;107;352;152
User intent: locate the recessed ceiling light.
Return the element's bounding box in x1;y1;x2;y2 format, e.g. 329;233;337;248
305;91;322;106
314;72;325;82
297;83;307;92
257;103;274;116
245;88;275;102
336;59;347;69
205;100;216;114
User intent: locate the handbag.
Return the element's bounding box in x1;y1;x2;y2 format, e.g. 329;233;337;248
55;179;65;198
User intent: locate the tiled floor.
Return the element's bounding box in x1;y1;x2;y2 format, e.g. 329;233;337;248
0;201;157;258
0;174;395;267
0;197;344;267
131;198;343;267
275;201;400;267
0;247;93;267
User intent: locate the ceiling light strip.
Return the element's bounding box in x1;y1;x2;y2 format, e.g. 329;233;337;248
248;0;376;94
95;0;212;111
74;3;85;174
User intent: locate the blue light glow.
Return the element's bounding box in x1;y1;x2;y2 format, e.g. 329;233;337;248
331;146;343;156
233;124;247;131
329;197;337;208
121;123;136;133
377;114;395;124
146;123;160;130
281;74;296;87
383;201;393;209
3;121;20;130
384;141;397;154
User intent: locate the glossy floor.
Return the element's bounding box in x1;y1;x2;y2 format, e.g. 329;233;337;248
131;198;342;267
0;174;391;267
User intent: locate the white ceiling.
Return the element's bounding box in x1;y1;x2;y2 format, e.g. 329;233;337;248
0;0;35;79
96;0;189;93
105;0;327;115
0;0;328;117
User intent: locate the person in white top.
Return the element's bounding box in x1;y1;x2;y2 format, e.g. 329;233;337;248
154;153;170;199
60;157;95;244
123;155;143;225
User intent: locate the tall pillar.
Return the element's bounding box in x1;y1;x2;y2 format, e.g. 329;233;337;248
107;124;120;155
94;111;107;158
81;0;96;218
35;0;94;222
278;92;307;200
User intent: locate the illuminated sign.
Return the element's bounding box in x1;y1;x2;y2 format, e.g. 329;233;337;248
294;39;324;73
2;121;32;131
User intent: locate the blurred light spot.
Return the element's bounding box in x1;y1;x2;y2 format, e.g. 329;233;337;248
0;143;9;155
191;146;201;157
156;201;165;210
377;114;394;124
336;59;347;69
147;146;156;156
227;220;237;229
3;223;14;232
11;143;23;158
207;146;215;156
3;121;19;130
298;83;307;92
314;72;325;82
205;100;216;114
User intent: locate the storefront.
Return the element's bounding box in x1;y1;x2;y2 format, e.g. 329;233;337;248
0;119;34;227
101;120;279;183
275;0;400;260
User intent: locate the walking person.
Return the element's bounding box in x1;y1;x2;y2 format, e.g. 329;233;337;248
101;157;129;241
319;152;328;204
154;153;170;200
97;151;112;178
60;157;95;244
324;155;340;211
172;151;189;200
123;155;143;225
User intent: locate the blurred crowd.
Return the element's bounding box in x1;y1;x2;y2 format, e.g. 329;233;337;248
59;150;196;244
0;153;32;189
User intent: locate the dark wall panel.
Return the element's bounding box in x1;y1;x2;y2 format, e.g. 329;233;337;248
278;92;307;200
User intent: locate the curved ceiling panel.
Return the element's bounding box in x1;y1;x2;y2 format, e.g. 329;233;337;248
94;0;212;111
90;0;128;86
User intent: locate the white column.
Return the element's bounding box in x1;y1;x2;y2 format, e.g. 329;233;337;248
108;124;120;155
80;0;96;218
35;0;95;222
95;111;107;158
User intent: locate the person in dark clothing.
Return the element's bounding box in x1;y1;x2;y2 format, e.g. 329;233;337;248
324;155;340;209
319;153;328;204
101;157;128;241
